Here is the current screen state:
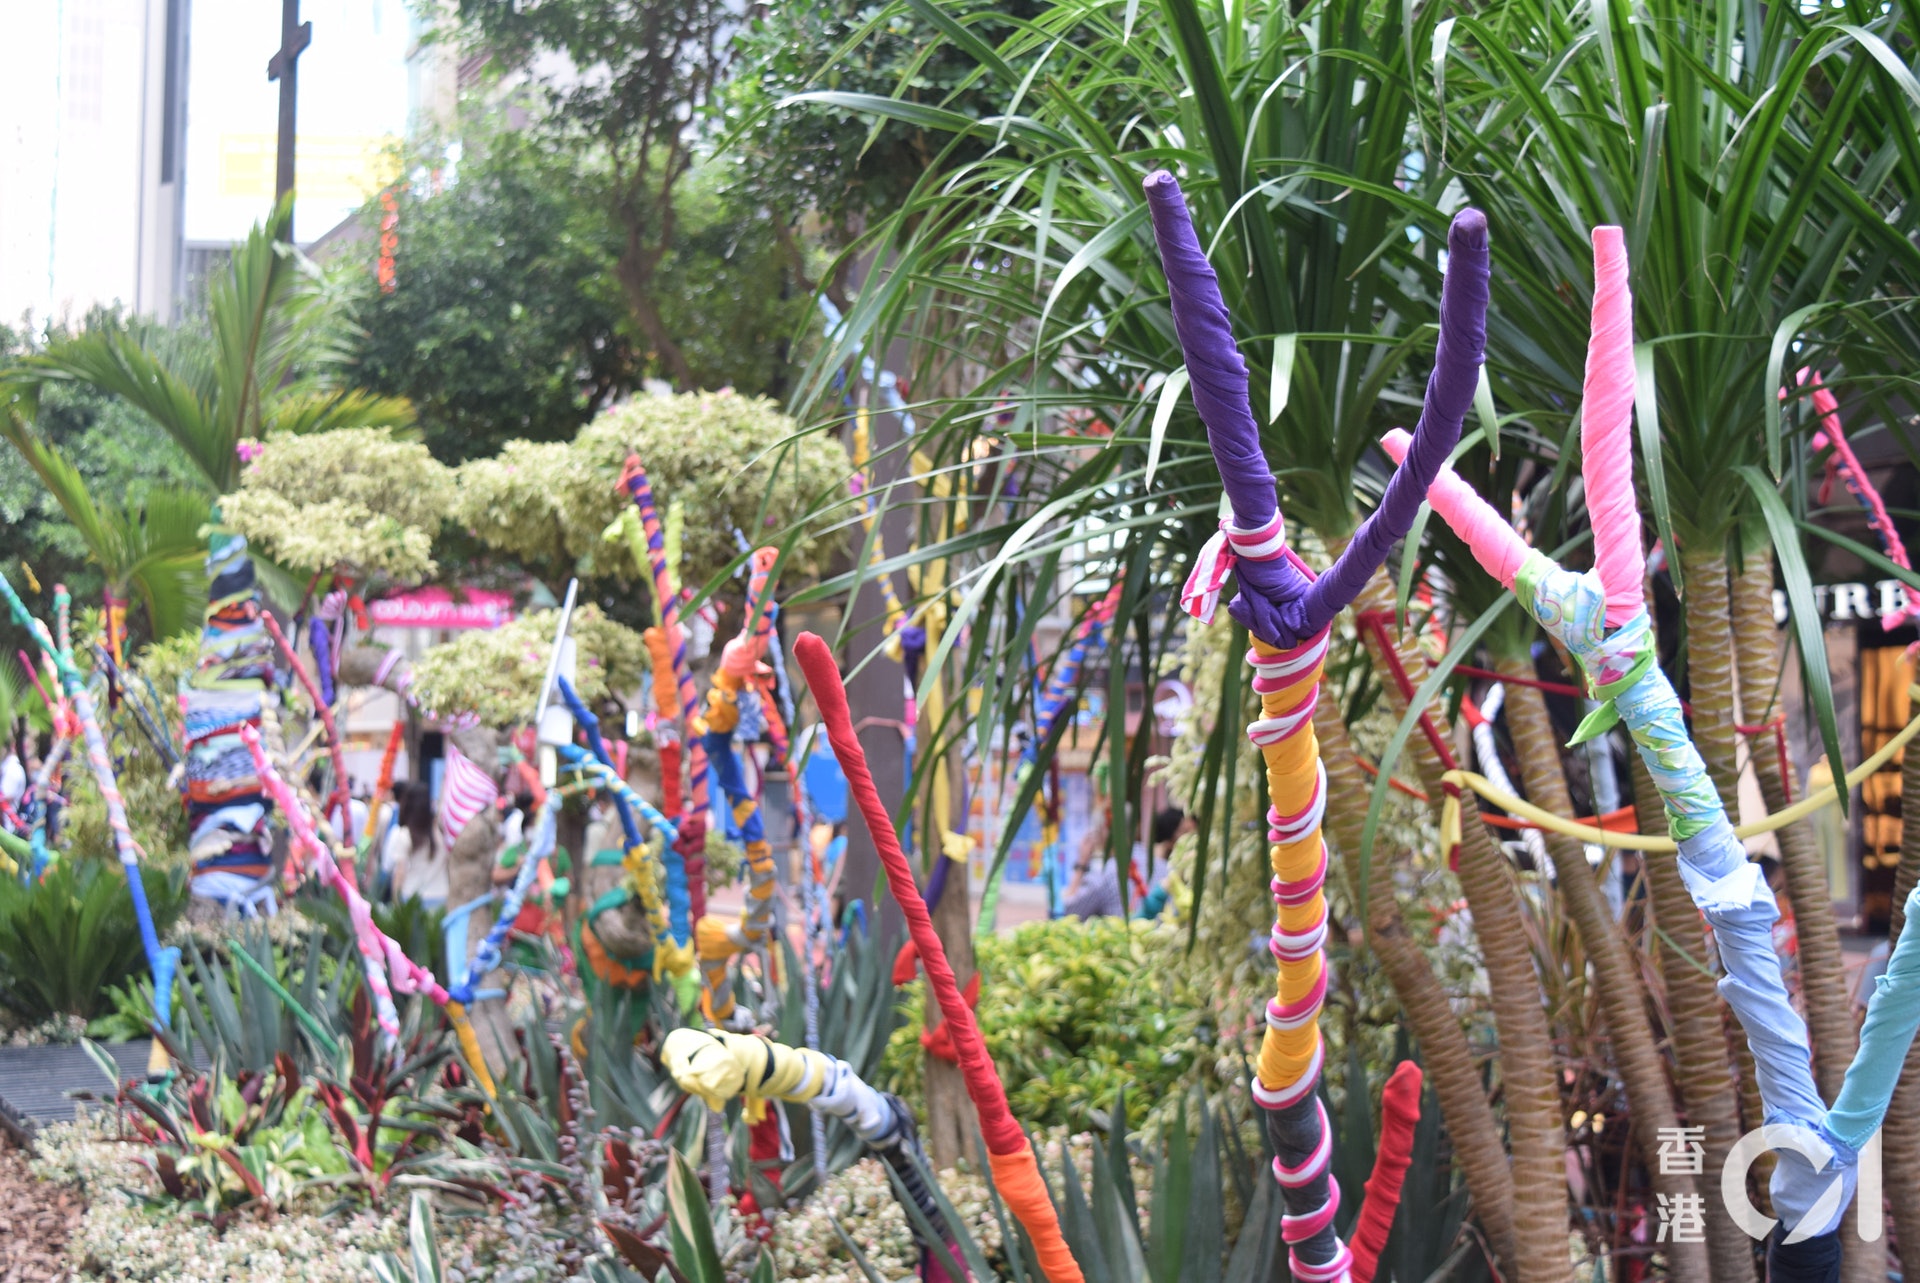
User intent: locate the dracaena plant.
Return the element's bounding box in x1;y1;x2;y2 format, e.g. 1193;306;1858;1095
770;0;1567;1264
1426;7;1920;1274
776;0;1467;801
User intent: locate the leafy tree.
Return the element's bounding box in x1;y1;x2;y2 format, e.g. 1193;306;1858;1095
345;129;640;462
344;131;807;461
445;0;733;389
721;0;1061;294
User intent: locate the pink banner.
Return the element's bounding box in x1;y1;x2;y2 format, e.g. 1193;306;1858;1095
368;586;513;630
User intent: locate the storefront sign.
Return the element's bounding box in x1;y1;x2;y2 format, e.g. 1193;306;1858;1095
1771;580;1912;629
368;586;513;630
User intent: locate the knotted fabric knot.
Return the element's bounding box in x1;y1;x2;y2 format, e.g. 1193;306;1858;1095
1182;513;1287;624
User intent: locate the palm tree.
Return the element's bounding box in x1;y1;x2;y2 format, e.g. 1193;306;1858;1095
14;197;411;496
0;409;207;647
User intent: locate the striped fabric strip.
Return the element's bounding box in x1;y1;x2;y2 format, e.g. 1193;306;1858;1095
439;743;499;851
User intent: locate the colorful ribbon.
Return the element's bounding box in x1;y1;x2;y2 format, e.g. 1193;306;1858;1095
1146;169;1482;1283
693;548;782;1023
238;721;496;1098
620;454;706;934
1801;370;1915;629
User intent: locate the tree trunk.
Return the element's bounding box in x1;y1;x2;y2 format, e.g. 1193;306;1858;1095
1494;657;1711;1283
1677;545;1743;814
1726;559;1880;1283
1313;695;1519;1275
1349;571;1571;1283
1882;745;1920;1266
925;849;975;1168
615;236;698;389
1631;751;1756;1281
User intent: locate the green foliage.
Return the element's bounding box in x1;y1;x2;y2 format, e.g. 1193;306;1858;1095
344;128;643;463
723;0;1047;236
450;392;844;593
139;1058;352;1217
439;0;732;391
1435;0;1920;549
0;654;52;740
884;917;1207;1132
221;427;455;580
0;314;208;656
14;200;411;497
410;603;648;726
777;0;1460;941
0;857;188;1023
651;162;820;400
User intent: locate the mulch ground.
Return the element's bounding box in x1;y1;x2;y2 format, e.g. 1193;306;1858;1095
0;1139;81;1282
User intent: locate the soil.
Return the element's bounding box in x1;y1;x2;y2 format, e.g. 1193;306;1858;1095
0;1139;82;1282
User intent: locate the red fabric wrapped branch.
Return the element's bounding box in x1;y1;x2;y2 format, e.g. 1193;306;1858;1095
794;632;1085;1283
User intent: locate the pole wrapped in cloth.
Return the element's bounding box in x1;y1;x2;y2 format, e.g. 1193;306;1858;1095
619;454;707;936
1145;170;1485;1283
693;548;782;1023
180;531;281;912
663;1027;954;1261
795;631;1085;1283
1386;226;1917;1256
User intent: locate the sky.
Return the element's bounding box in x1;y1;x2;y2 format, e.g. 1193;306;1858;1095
184;0;415;244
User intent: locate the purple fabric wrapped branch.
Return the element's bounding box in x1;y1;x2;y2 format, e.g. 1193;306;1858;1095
1142;170;1490;647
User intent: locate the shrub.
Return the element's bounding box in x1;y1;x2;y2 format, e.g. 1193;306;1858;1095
221;428;455;580
451;392;846;592
410;603;647;726
883;916;1209;1132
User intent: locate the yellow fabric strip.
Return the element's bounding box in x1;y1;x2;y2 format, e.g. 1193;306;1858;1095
1251;636;1327;1095
445;1001;498;1102
1440;688;1920;853
662;1027;832;1121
